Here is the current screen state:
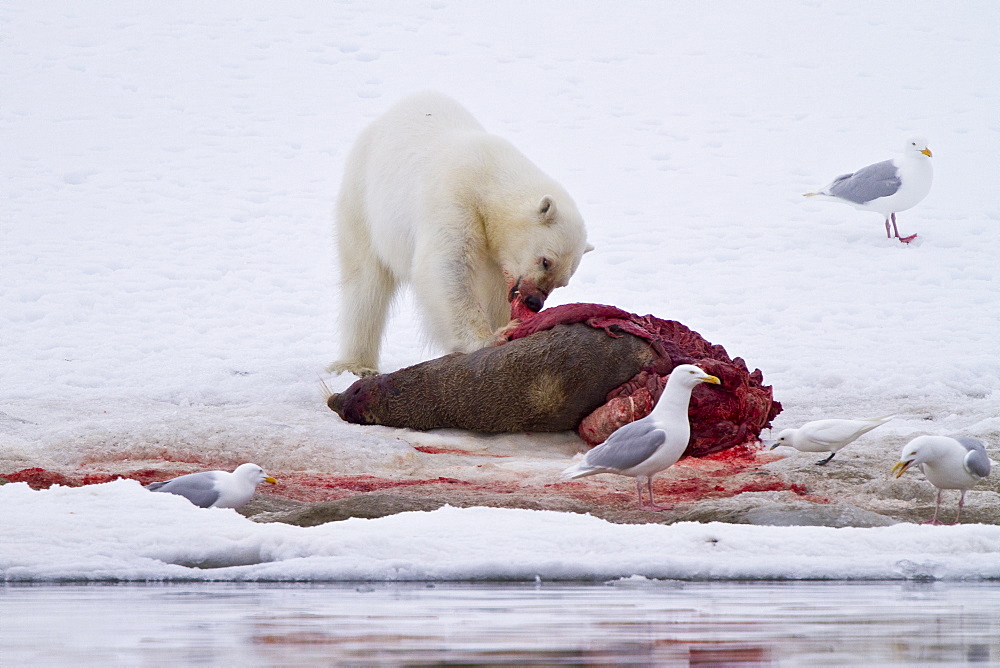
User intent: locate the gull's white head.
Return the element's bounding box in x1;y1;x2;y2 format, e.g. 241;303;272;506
233;463;278;486
892;435;933;477
904;135;932;159
768;428;796;450
669;364;721;389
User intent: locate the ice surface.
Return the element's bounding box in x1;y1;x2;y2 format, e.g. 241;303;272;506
3;480;1000;582
2;2;999;580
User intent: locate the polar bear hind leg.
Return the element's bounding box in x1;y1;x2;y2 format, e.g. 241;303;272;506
328;200;398;377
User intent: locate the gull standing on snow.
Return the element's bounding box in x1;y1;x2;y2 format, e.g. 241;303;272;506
804;136;933;243
769;415;894;466
562;364;720;510
145;463;277;509
892;435;992;525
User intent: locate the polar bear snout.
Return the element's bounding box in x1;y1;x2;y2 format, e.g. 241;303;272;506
521;293;544;312
508;279;547;313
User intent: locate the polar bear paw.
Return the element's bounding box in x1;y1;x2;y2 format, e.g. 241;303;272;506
326;360;379;378
487;320;522;346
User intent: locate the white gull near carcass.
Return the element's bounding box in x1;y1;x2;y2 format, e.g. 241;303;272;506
770;415;894;466
561;364;720;510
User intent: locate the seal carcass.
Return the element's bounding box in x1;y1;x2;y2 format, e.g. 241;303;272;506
328;303;781;457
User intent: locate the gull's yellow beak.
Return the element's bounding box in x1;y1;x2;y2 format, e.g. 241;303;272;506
921;148;932;158
703;374;721;385
265;476;278;485
891;461;911;478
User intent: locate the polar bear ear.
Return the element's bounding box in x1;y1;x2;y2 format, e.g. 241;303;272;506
585;243;595;253
537;195;557;224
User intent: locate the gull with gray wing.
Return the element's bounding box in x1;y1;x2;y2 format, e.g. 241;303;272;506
805;136;933;243
145;463;277;509
892;435;992;524
561;364;720;510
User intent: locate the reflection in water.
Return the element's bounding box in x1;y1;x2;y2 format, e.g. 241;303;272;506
1;580;996;665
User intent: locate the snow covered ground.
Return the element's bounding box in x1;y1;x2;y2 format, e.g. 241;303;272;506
2;1;999;581
4;480;1000;581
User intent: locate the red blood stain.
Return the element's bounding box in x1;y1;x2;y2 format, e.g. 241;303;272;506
550;481;637;508
3;455;828;509
271;474;473;503
413;446;507;457
659;478;714;497
286;474;469;492
700;440;768;464
80;469;171;486
666;474;819;503
3;467;197;490
78;452;215;468
552;464;822;509
508;293;537;321
2;468;79;489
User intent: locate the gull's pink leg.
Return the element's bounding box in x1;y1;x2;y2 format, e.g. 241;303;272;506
636;477;672;511
924;488;944;525
951;490;967;525
892;213;918;243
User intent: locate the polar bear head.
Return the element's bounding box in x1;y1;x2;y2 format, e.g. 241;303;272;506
500;194;592;314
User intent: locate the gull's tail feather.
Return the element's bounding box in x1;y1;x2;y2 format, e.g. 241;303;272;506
866;414;896;423
852;415;896;438
561;459;599;480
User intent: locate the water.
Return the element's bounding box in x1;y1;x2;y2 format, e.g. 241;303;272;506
1;581;996;665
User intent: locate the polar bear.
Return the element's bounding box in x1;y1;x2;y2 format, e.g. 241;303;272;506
329;91;592;378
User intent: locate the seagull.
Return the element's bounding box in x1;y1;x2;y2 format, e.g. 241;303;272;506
561;364;721;510
769;415;894;466
145;463;277;509
804;136;933;243
892;435;992;525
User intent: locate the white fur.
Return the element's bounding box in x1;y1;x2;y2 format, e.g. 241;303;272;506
329;91;591;377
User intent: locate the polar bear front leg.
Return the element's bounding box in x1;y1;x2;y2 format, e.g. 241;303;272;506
412;249;498;354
